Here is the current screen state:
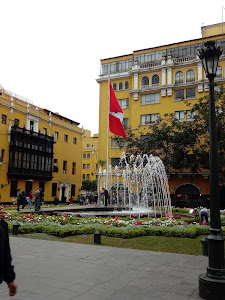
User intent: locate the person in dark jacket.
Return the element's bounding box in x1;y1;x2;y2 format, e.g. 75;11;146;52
102;188;109;207
0;207;17;296
16;189;22;211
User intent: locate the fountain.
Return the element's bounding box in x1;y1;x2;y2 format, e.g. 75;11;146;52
98;153;172;218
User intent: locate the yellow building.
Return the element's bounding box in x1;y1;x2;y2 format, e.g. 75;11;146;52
82;130;99;181
97;22;225;207
0;87;83;204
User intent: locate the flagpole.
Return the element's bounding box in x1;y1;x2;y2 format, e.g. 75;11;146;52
106;76;110;192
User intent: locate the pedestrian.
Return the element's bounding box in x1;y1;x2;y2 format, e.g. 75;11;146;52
28;190;33;209
0;207;17;296
21;191;27;209
102;188;109;207
69;196;73;205
200;207;210;224
94;194;98;206
16;189;22;211
34;189;40;211
54;195;59;205
39;188;44;209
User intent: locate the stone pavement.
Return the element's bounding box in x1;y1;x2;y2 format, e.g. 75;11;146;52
0;237;206;300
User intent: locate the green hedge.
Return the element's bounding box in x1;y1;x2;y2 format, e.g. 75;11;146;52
8;223;213;239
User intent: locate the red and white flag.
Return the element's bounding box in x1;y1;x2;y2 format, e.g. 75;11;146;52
109;82;127;139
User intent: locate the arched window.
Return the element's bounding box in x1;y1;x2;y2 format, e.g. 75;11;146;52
119;82;123;90
175;71;183;84
152;75;159;87
216;65;222;78
186;69;195;83
87;153;90;159
141;76;149;89
83;154;86;159
113;83;117;91
125;81;129;89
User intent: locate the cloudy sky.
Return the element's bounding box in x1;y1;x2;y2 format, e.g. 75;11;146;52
0;0;224;134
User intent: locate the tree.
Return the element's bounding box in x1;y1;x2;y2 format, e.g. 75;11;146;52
124;86;225;176
81;179;97;193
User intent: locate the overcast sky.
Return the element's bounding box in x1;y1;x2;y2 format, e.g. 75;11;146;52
0;0;225;135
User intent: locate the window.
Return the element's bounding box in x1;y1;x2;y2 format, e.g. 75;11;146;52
119;82;123;90
64;134;68;142
83;164;86;170
96;163;98;170
152;75;159;86
175;71;184;84
87;164;90;170
73;137;77;144
186;110;196;121
118;98;129;109
30;120;34;131
82;174;85;180
141;76;149;88
54;131;59;139
216;65;222;78
63;160;67;173
87;144;90;148
186;69;195;83
14;119;19;127
1;114;7;124
186;88;195;99
141;114;159;125
175;111;184;122
10;180;18;197
113;83;117;91
43;128;47;135
53;159;58;172
87;153;90;159
71;184;76;197
72;162;76;174
87;174;90;180
1;149;4;162
175;89;184;100
83;154;86;159
111;158;120;167
141;93;160;105
122;118;129;129
52;183;57;197
125;81;129;89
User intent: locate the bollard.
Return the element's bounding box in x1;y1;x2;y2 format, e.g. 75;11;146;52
94;229;102;244
201;236;208;256
12;221;20;235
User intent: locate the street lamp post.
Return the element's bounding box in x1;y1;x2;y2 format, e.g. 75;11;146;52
198;41;225;299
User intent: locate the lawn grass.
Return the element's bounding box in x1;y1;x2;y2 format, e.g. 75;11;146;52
14;233;204;256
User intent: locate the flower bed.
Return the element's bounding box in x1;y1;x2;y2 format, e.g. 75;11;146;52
5;213;214;239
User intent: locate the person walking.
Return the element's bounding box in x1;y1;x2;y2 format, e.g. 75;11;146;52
39;188;44;210
16;189;22;211
34;189;40;211
0;207;17;296
28;190;33;209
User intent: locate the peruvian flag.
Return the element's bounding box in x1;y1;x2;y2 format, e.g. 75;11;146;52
109;82;127;139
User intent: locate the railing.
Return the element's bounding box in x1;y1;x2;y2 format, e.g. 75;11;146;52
173;55;196;64
140;61;161;69
141;85;149;89
3;89;33;104
152;83;160;88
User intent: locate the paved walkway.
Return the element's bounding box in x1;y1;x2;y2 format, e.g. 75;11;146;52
0;237;206;300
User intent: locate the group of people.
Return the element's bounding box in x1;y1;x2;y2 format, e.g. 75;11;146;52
16;188;44;211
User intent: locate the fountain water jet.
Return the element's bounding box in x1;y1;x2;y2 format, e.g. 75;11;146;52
98;154;172;218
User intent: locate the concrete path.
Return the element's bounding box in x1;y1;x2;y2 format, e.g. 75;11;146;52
0;237;206;300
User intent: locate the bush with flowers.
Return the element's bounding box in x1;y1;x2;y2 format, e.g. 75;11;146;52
4;212;215;239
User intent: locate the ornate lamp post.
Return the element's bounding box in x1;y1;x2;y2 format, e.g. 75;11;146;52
198;41;225;299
